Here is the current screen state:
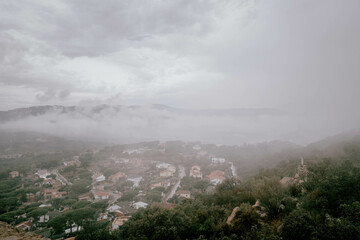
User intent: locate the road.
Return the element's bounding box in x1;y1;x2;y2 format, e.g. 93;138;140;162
52;169;72;186
165;165;185;201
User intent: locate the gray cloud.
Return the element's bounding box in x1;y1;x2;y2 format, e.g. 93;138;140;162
1;0;216;57
0;0;359;144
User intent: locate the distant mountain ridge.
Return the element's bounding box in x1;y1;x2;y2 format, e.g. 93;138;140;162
0;104;281;122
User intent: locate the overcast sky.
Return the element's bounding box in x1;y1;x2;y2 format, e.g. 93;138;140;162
1;0;360;125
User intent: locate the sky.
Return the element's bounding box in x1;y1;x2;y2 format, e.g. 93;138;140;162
0;0;360;144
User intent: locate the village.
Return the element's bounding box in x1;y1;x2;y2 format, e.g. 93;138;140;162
1;141;238;238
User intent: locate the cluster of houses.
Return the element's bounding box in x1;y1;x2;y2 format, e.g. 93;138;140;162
12;169;69;204
188;160;227;185
7;143;237;238
189;165;202;178
93;205;132;230
156;162;176;178
9;170;20;178
208;170;226;185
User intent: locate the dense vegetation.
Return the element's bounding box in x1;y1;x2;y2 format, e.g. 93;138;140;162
76;147;360;240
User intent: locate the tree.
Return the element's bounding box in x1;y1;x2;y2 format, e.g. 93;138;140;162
118;206;191;240
76;221;113;240
281;209;315;240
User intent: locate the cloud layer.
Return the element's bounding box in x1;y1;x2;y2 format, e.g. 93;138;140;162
0;0;359;143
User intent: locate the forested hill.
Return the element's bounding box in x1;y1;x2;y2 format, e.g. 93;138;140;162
75;146;360;240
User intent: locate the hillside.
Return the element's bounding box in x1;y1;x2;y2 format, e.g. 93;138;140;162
0;131;103;154
0;221;47;240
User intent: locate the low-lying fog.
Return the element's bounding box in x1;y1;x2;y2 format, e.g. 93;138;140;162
1;104;359;146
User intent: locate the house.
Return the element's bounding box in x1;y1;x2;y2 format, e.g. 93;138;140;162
39;214;50;223
122;149;141;155
114;210;125;217
167;166;176;174
208;170;225;185
150;181;171;190
97;212;109;222
54;191;67;199
26;193;35;202
15;213;27;219
107;204;121;212
9;171;19;178
78;192;92;201
190;165;202;178
44;189;57;199
211;157;226;164
92;173;106;182
65;224;82;234
108;172;127;182
112;216;130;230
44;189;67;199
176;190;191;199
127;177;142;187
15;221;33;231
132;201;148;209
160;169;174;178
156;162;171;169
36;170;50;179
137;190;146;197
43;178;62;189
64;158;81;167
93;191;109;201
39;203;52;208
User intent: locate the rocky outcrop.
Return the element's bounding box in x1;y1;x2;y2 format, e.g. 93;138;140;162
226;207;240;225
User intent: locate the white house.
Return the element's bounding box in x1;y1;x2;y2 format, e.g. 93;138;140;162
123;149;141;155
190;165;202;178
132;201;148;209
39;203;52;208
107;204;121;212
128;177;142;187
36;170;50;179
156;162;171;169
93;191;109;201
38;214;50;223
96;175;105;182
93;173;106;182
176;190;191;199
211;157;226;164
211;178;224;185
65;224;82;234
97;213;109;222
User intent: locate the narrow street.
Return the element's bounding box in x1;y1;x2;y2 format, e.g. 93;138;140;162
52;169;72;186
165;165;185;201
